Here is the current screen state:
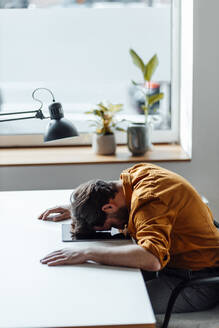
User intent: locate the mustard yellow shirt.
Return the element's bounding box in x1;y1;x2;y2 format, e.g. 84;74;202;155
120;163;219;270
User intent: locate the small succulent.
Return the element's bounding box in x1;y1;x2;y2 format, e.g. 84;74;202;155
85;102;125;135
129;49;164;122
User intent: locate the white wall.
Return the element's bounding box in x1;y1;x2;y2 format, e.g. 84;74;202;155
1;0;219;218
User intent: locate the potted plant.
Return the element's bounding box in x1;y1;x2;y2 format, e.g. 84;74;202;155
129;49;164;123
85;102;125;155
127;49;164;155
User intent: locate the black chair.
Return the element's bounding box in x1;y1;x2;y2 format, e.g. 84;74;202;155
161;220;219;328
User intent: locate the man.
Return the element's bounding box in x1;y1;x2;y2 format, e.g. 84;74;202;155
39;163;219;314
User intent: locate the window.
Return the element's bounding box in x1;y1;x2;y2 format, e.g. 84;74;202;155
0;0;179;147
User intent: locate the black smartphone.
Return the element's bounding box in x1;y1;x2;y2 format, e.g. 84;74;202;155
62;224;131;242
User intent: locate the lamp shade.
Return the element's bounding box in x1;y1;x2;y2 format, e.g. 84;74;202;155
44;102;79;142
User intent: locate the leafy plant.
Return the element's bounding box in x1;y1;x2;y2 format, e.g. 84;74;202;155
129;49;164;122
85;102;125;135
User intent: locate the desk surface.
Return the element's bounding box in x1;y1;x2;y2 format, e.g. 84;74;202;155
0;189;155;328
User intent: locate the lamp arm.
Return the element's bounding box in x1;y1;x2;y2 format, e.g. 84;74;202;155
0;88;56;123
0;109;39;116
0;109;48;123
0;115;39;122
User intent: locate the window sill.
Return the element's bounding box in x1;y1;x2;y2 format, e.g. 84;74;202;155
0;144;190;167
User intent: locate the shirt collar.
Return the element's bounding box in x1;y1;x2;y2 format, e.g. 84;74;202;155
120;172;132;211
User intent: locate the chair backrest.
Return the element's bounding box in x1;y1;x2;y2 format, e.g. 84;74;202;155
214;219;219;229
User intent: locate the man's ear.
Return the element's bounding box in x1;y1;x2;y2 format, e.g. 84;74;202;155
101;203;117;213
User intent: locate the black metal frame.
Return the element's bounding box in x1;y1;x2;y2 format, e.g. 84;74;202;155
161;220;219;328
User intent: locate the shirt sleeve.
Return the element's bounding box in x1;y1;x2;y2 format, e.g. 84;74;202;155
133;198;176;269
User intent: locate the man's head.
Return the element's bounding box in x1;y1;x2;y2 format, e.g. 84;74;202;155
70;180;129;233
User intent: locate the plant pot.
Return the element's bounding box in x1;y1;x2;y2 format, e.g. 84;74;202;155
92;133;116;155
127;122;152;156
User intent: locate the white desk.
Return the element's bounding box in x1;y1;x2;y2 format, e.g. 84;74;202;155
0;189;155;328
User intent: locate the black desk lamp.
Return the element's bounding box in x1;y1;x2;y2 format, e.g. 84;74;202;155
0;87;79;142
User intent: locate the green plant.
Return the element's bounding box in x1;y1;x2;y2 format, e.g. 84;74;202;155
85;102;125;135
129;49;164;122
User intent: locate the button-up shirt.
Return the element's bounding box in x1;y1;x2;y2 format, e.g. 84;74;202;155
120;163;219;270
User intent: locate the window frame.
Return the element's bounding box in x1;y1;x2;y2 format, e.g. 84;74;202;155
0;0;181;147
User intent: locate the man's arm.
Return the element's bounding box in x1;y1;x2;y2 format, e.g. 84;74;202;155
41;244;161;271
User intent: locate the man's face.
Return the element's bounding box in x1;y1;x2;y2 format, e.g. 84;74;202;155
95;205;129;231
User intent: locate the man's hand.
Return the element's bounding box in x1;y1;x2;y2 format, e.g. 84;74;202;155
40;248;87;266
38;206;71;222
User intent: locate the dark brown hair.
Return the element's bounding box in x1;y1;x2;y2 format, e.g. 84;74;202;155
70;180;118;233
